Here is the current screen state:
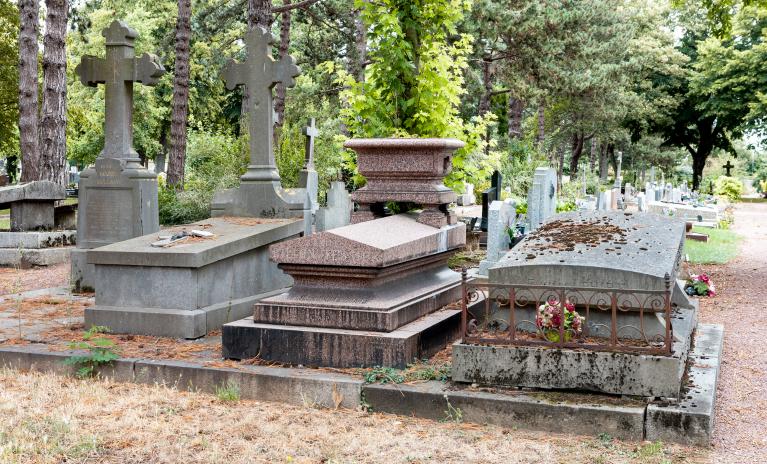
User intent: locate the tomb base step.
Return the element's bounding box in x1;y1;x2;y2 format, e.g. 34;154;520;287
222;309;462;368
0;247;72;267
254;267;462;332
85;289;287;339
452;303;698;399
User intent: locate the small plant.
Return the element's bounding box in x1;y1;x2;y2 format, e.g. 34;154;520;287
406;359;451;382
536;299;585;343
597;432;614;448
441;394;463;423
64;326;119;378
362;366;405;384
685;274;716;297
214;380;241;402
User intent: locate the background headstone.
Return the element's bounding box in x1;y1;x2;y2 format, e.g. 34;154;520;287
478;199;516;275
316;181;352;231
297;118;320;236
527;167;557;231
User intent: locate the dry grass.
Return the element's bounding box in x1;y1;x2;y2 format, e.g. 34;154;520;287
0;369;707;464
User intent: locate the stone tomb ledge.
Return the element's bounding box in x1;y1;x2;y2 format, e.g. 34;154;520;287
223;309;462;368
85;217;303;339
0;230;76;267
452;300;698;399
490;211;686;293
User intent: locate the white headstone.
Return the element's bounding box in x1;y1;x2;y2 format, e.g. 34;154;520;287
316;181;352;231
527;167;557;231
478;199;516;275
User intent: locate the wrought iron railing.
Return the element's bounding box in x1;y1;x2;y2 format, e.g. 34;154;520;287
460;269;673;355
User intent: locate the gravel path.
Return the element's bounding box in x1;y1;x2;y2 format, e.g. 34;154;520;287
693;202;767;463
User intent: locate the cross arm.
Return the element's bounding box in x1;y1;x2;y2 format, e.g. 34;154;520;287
75;55;106;87
274;55;301;89
221;60;247;91
134;53;166;86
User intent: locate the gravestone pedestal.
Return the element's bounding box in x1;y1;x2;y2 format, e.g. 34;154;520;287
71;158;159;291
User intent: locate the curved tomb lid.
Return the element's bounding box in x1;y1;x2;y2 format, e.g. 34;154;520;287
489;211;686;291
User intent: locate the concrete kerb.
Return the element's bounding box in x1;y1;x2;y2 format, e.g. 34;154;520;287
0;325;724;445
0;344;363;410
362;381;646;441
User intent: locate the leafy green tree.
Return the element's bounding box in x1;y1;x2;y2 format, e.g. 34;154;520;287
691;5;767;140
649;3;766;189
338;0;496;188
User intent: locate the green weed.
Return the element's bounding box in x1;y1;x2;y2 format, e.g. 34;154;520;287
63;326;119;379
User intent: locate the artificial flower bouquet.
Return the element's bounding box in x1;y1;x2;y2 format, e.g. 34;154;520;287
685;274;716;297
536;299;585;343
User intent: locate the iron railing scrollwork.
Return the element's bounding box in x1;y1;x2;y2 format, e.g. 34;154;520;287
460;268;673;356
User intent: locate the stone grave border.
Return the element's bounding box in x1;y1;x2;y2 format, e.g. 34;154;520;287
0;322;722;445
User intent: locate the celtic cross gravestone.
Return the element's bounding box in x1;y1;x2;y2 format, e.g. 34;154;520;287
70;20;165;291
211;27;309;219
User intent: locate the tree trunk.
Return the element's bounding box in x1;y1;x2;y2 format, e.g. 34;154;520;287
690;119;716;191
353;3;367;82
598;144;609;181
18;0;39;183
536;102;545;148
273;0;291;152
589;138;597;173
478;59;492;116
507;97;523;140
248;0;272;29
568;132;584;176
167;0;192;189
39;0;68;187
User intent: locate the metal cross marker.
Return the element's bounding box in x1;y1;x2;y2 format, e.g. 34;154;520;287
302;118;319;170
723;160;734;176
75;20;165;168
222;26;301;182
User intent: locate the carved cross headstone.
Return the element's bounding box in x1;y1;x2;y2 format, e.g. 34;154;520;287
723;160;734;177
298;118;320;221
222;27;301;182
75;20;165;168
614;151;623;188
302;118;319;170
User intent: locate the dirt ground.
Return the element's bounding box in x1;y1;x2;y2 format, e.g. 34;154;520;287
692;201;767;463
0;203;765;463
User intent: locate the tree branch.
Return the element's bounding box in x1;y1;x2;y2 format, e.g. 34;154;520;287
273;0;322;13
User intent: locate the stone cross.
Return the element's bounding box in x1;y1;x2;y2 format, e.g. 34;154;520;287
723;160;734;176
75;20;165;168
302;118;319;169
222;26;301;182
614;151;623;188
